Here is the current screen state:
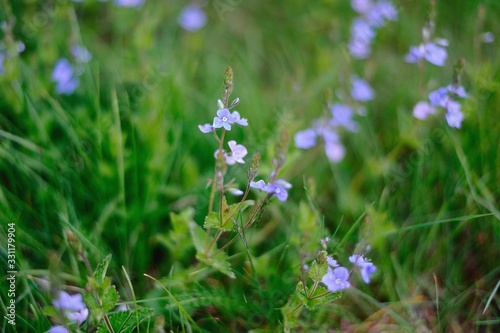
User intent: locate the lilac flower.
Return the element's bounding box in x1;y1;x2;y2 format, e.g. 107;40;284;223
480;32;494;43
228;188;244;196
348;0;398;58
415;84;467;128
321;266;351;292
53;291;88;324
49;326;69;333
327;256;339;267
213;108;236;130
351;77;374;102
250;179;292;202
294;128;317;149
445;101;464;128
405;42;447;66
413;101;436;120
324;139;346;162
428;86;449;107
114;0;144;7
330;103;358;131
71;45;92;63
198;124;213;133
178;4;207;31
225;140;248;165
231;111;248;126
366;1;398;27
52;58;79;95
349;254;377;283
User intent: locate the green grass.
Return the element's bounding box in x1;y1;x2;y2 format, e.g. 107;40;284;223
1;0;500;332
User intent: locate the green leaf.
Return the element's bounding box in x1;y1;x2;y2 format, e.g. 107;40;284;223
297;285;342;310
94;254;112;284
85;276;119;323
197;250;236;279
189;220;210;254
96;308;155;333
308;252;328;282
281;282;304;333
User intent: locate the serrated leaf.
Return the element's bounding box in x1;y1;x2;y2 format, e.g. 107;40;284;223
95;254;112;284
281;282;304;333
204;211;233;231
301;285;342;310
308;258;328;282
96;308;155;333
100;280;119;313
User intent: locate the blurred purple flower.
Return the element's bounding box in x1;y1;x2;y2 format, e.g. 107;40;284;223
413;101;436;120
198;123;213;133
49;326;69;333
349;254;376;283
351;77;374;102
322;266;351;292
231;110;248;126
71;45;92;63
327;256;339;267
178;4;207;31
330;104;359;132
52;58;80;95
294;128;317;149
114;0;144;7
53;291;88;324
405;42;447;66
366;1;398;27
445;101;464;128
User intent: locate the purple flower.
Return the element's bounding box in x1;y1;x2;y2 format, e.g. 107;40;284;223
53;291;88;324
198;124;213;133
351;0;373;15
250;179;292;202
348;39;372;59
52;58;79;95
321;266;351;292
351;77;374;102
225;140;248;165
366;1;398;27
445;101;464;129
231;111;248;126
428;86;450;107
351;18;375;44
49;326;69;333
178;4;207;31
413;101;436;120
330;104;358;132
324;139;346;162
405;42;447;66
327;256;339;267
294;128;317;149
71;45;92;63
213;108;236;130
349;254;376;283
447;84;468;98
114;0;144;7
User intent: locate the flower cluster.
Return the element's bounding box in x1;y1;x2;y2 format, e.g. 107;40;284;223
413;84;468;128
349;0;398;58
321;254;376;292
250;179;292;202
52;45;91;95
294;77;374;162
49;291;88;332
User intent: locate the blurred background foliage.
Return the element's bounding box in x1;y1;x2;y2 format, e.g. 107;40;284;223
0;0;499;331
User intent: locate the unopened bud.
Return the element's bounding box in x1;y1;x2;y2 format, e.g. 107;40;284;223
230;97;240;108
66;230;83;255
218;99;224;109
247;153;261;181
224;67;234;97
